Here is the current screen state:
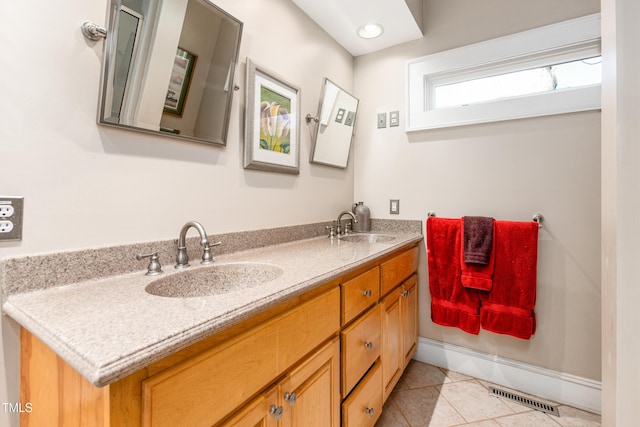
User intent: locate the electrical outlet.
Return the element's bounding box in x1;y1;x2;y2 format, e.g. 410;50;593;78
0;197;23;241
377;112;387;128
390;199;400;215
0;205;14;217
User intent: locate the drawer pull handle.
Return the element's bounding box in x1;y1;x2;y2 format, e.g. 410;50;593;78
365;407;375;417
363;341;373;350
402;290;410;297
284;391;297;406
269;404;284;420
362;289;372;297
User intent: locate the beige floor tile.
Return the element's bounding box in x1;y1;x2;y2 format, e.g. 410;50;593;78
437;380;515;422
391;386;466;427
382;361;600;427
375;399;410;427
401;360;452;388
494;410;562;426
438;367;474;383
458;421;501;427
554;405;601;427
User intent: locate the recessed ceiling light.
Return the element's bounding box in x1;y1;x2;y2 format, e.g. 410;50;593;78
357;23;384;39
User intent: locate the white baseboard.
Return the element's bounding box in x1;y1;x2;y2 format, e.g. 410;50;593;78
414;337;601;414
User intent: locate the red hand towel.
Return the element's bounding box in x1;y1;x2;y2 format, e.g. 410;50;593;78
480;220;538;340
427;217;480;335
460;217;496;291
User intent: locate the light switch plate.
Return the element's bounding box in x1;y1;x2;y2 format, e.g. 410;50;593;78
390;110;400;127
377;112;387;128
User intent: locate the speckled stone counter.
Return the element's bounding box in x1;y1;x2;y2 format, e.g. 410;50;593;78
3;223;422;388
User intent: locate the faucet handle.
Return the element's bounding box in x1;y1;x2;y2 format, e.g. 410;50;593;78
344;222;352;234
136;252;163;276
325;222;337;238
201;241;222;264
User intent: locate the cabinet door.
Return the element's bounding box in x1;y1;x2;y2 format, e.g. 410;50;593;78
281;338;340;427
402;275;418;367
380;287;403;402
219;386;280;427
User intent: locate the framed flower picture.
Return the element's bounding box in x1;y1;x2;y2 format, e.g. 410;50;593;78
163;47;197;116
244;58;300;174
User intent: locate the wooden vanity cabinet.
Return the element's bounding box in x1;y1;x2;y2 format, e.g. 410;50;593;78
339;244;419;426
20;242;420;427
20;285;340;427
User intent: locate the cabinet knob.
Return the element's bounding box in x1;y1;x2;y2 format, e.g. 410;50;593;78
284;391;297;406
402;289;410;298
365;407;375;417
269;404;284;420
363;341;373;350
362;289;372;297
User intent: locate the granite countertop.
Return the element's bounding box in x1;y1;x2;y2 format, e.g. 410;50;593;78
4;231;422;388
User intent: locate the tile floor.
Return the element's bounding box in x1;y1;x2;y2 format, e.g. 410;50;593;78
375;361;601;427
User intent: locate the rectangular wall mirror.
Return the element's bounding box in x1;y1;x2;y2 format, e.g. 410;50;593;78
309;78;359;168
98;0;243;146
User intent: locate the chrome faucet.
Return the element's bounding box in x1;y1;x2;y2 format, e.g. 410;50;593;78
336;211;358;236
175;221;221;269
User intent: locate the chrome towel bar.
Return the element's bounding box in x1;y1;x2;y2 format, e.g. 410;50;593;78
427;212;544;229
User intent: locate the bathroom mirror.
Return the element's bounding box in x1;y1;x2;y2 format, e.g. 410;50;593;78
97;0;243;146
309;78;359;168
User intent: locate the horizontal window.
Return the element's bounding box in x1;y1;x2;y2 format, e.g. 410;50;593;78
406;14;601;130
434;56;602;109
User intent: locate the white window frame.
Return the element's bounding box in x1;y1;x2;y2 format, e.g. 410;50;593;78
405;14;601;131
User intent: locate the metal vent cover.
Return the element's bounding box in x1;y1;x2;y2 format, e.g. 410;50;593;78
489;386;560;417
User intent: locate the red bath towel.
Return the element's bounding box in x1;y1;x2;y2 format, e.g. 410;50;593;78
460;217;496;291
427;217;480;334
480;220;539;340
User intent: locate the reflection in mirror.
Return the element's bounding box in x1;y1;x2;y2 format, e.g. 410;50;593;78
309;79;359;168
98;0;243;146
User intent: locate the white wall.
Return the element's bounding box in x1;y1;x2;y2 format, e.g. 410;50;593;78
0;1;354;425
0;0;355;259
353;0;602;381
601;0;640;424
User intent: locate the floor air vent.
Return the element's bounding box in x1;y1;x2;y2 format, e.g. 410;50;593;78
488;386;560;417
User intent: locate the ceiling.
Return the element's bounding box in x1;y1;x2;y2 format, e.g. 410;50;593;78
291;0;424;57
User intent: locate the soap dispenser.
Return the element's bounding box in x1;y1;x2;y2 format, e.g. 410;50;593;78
352;202;371;232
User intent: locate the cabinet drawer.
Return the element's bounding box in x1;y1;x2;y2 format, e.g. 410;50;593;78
341;304;381;397
141;287;340;427
341;266;380;325
342;360;383;427
380;245;419;296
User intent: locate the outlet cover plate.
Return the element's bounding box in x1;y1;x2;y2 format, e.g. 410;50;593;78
0;197;24;241
390;199;400;215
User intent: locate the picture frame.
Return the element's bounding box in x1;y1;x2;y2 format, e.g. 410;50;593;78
244;58;300;174
163;47;197;116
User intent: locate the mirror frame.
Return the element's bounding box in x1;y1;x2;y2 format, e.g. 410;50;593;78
309;78;359;169
97;0;243;146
